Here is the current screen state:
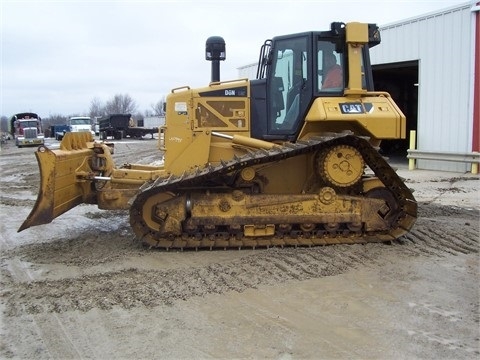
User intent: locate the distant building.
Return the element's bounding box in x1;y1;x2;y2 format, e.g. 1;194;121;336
370;1;478;172
237;62;258;81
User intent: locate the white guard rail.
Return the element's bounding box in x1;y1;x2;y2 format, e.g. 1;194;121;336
407;149;480;174
407;130;479;174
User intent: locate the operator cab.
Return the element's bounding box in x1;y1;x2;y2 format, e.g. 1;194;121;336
250;22;380;141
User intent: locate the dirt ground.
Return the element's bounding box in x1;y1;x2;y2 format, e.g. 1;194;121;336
0;137;478;359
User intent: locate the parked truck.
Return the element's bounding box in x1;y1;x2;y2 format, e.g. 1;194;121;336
68;116;95;136
10;112;44;148
49;124;70;141
99;114;159;140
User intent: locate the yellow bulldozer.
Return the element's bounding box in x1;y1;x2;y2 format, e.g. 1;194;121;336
19;22;417;249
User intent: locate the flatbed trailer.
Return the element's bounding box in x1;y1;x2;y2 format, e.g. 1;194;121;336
99;114;158;140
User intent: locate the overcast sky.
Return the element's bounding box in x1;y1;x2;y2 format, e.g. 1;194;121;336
1;0;470;118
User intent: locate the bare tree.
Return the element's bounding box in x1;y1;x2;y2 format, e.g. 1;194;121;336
105;94;137;114
46;114;68;125
0;116;8;133
41;114;68;136
89;97;105;118
151;97;165;116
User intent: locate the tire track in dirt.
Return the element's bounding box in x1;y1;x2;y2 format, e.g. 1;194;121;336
405;218;478;257
426;227;477;254
2;202;478;316
0;198;36;207
416;227;465;256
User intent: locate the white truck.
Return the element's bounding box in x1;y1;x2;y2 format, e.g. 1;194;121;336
68;116;95;136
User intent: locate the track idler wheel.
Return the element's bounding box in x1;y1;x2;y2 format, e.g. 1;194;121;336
316;145;365;188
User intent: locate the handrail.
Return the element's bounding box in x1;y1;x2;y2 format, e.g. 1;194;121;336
407;150;480;163
407;130;479;174
171;85;190;93
407;149;480;174
209;78;249;86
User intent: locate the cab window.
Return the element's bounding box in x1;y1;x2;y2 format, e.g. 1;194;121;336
317;40;344;92
268;36;308;133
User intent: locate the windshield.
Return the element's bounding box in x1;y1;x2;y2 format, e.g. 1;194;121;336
70;119;91;125
19;121;38;128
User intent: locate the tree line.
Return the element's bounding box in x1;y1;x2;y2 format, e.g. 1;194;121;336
0;93;165;134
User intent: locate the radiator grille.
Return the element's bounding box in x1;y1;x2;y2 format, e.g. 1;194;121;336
24;128;38;139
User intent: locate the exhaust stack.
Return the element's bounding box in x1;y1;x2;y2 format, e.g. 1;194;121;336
205;36;226;82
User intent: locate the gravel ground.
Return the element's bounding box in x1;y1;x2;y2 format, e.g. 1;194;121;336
0;137;478;359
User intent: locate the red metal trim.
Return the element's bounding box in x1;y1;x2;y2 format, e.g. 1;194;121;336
473;3;480;151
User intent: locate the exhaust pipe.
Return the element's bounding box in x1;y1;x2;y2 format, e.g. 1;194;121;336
205;36;226;82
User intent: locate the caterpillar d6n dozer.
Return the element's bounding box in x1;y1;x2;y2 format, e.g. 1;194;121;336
19;22;417;249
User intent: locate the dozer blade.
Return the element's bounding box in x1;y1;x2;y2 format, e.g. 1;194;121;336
19;133;96;232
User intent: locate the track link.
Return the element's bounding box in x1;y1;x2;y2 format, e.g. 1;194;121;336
129;133;417;249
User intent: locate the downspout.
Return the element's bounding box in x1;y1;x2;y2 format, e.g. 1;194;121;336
471;2;479;173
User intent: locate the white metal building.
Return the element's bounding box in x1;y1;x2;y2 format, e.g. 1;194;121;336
370;1;479;172
238;2;479;172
